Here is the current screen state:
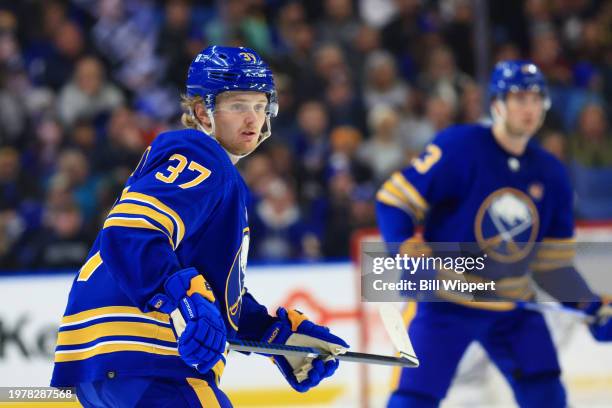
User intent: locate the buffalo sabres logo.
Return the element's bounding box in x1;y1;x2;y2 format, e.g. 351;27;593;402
225;228;249;330
474;188;539;262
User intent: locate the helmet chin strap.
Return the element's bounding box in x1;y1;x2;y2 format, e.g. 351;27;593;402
190;110;272;165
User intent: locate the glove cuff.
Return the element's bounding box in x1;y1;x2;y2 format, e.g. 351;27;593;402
146;268;215;313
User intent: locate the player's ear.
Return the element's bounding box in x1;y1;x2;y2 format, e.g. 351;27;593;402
492;99;501;115
492;99;506;117
195;103;213;132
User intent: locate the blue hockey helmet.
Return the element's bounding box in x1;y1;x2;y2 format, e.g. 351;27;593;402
186;45;278;117
489;60;550;109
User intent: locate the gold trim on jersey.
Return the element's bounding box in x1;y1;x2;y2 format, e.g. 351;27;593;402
61;306;170;327
77;251;103;282
57;321;176;346
391;172;429;210
530;236;576;272
54;341;178;363
211;357;226;385
109;203;175;242
119;191;186;247
103;217;174;247
376;190;418;219
186;378;221;408
376;172;429;221
378;182;425;221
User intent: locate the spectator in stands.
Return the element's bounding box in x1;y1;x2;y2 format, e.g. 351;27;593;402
26;18;86;91
348;184;376;232
458;81;486;124
350;23;382;77
327;125;372;184
0;208;26;269
204;0;272;56
417;45;472;110
380;0;425;62
359;105;405;182
291;101;330;203
96;106;146;175
67;119;98;166
241;152;277;201
530;28;572;86
22;201;91;269
493;42;522;63
570;103;612;167
363;50;409;110
273;21;318;101
156;0;198;88
313;43;351;91
0;68;29;147
540;130;567;163
325;76;367;132
57;55;124;127
399;94;455;155
250;178;310;261
270;74;298;139
267;143;297;184
316;0;362;55
273;1;307;53
54;149;100;223
90;0;161;91
22;116;64;183
441;0;475;76
0;146;40;210
319;170;355;258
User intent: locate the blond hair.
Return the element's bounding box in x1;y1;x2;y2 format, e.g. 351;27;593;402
180;95;205;129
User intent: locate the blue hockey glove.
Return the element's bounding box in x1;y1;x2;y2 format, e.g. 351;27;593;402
148;267;227;373
261;307;349;392
585;298;612;342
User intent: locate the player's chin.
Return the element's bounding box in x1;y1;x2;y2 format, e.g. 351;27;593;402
232;141;259;156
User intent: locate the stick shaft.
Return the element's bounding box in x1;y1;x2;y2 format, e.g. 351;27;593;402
227;340;419;367
517;301;596;324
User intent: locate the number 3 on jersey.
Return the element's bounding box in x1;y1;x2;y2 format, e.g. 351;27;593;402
155;153;211;189
412;144;442;174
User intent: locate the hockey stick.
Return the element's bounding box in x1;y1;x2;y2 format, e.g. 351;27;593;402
227;340;418;367
515;301;597;324
227;305;419;368
378;304;417;361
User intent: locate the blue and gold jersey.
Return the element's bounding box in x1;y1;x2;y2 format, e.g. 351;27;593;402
376;124;584;303
51;129;273;387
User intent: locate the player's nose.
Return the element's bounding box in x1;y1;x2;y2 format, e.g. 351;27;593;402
243;109;257;125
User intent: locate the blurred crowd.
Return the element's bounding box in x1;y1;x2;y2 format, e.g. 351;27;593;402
0;0;611;270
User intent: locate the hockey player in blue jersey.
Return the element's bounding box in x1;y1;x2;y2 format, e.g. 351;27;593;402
376;60;612;408
50;46;349;407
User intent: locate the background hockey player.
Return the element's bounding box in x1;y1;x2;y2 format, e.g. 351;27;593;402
50;46;348;407
376;60;612;408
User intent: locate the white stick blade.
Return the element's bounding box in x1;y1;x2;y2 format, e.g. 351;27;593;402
379;303;419;365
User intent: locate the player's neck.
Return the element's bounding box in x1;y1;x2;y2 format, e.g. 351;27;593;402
492;123;530;156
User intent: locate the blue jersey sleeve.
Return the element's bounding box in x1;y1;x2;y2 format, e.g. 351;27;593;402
530;160;595;302
236;289;277;341
376;126;469;244
98;130;228;309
